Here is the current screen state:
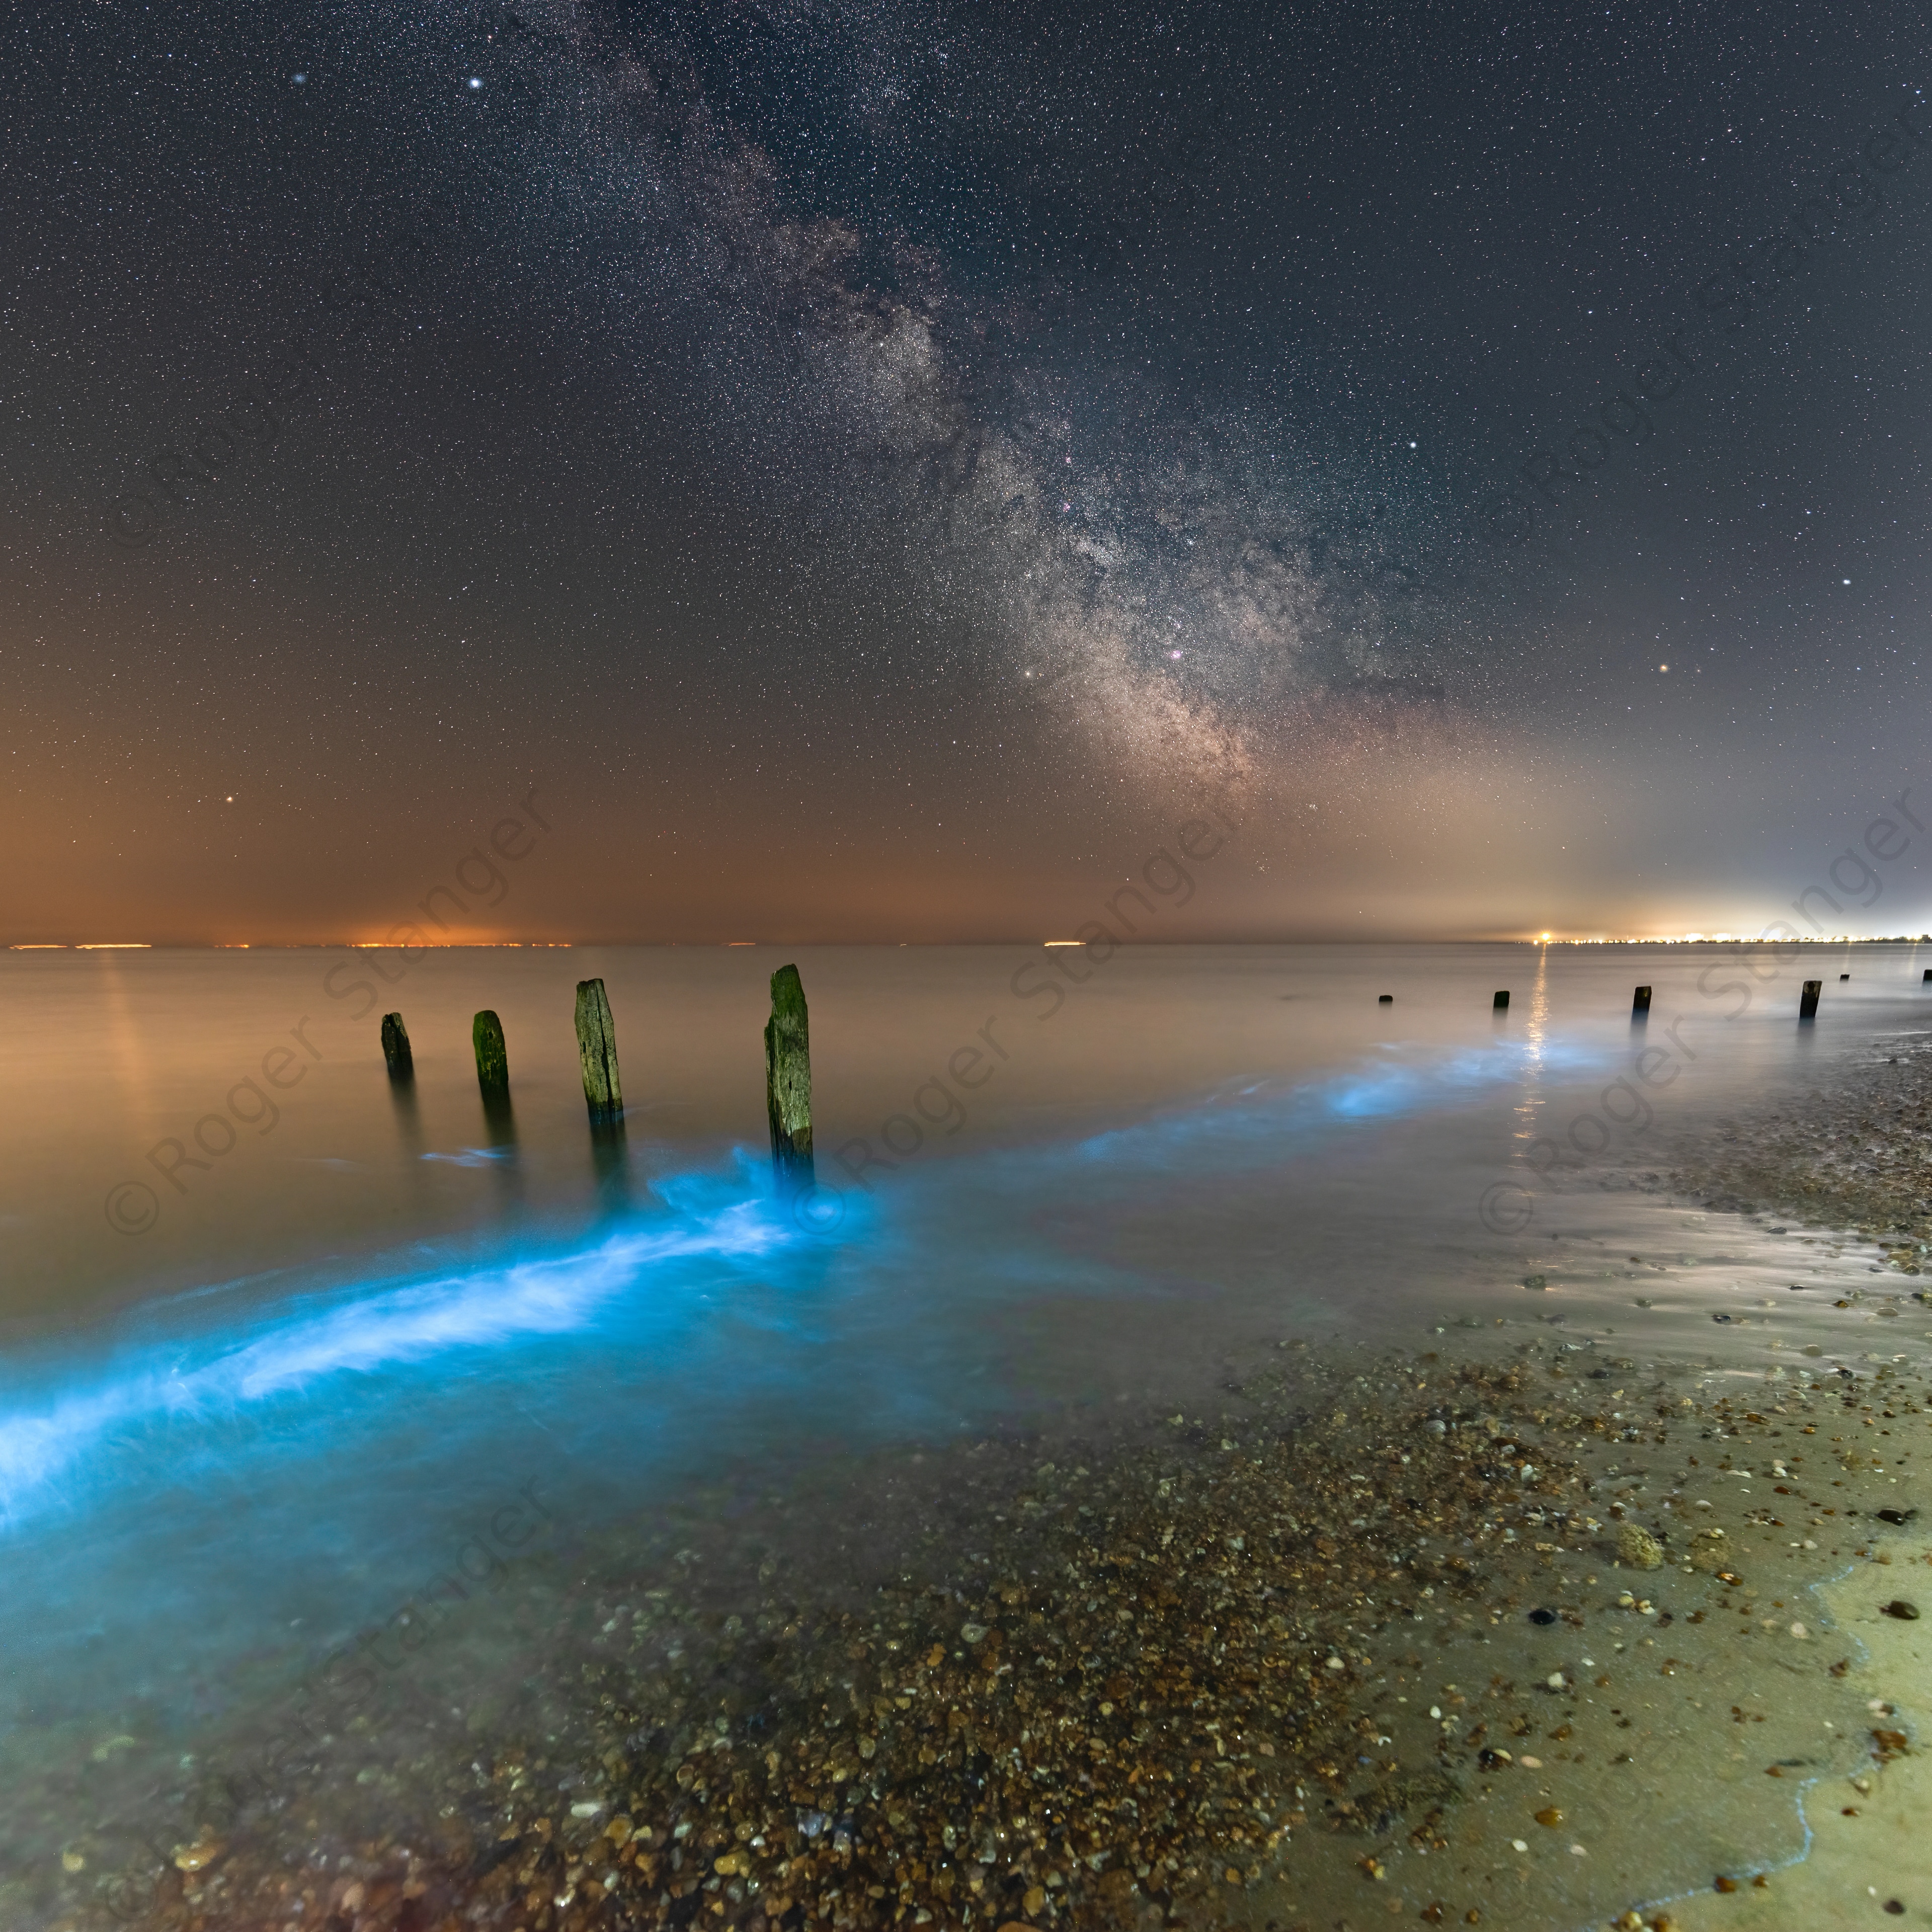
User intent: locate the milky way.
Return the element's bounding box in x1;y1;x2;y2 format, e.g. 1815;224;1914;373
410;0;1501;801
5;0;1928;938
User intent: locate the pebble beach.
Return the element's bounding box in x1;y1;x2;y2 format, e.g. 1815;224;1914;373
47;1334;1932;1932
29;1009;1932;1932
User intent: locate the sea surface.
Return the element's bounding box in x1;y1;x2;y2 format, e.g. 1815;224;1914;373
2;938;1926;1924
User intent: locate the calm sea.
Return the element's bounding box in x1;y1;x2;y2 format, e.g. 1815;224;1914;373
0;939;1921;1915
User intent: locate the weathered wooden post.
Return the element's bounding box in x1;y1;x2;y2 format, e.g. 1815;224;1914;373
764;963;813;1190
1924;967;1931;983
473;1009;509;1093
1493;990;1510;1011
1799;980;1821;1020
381;1011;414;1078
1377;993;1393;1004
575;978;623;1127
1631;985;1652;1017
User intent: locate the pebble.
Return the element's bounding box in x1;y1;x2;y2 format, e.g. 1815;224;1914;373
1881;1599;1921;1620
93;1339;1930;1932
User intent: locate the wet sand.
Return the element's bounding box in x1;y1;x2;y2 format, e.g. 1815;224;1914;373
31;1020;1932;1932
1671;1553;1932;1931
1669;1026;1932;1257
40;1319;1932;1932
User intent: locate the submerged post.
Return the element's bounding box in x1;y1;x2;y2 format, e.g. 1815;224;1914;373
1377;993;1393;1004
1493;990;1510;1011
1799;980;1821;1020
575;978;623;1127
765;963;813;1190
1632;984;1652;1017
381;1011;414;1078
1924;968;1931;983
473;1009;509;1093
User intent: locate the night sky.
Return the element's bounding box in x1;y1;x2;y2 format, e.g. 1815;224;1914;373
4;1;1931;943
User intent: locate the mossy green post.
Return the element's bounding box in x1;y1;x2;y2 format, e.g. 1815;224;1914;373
764;963;813;1191
575;978;623;1127
473;1009;509;1094
380;1011;414;1079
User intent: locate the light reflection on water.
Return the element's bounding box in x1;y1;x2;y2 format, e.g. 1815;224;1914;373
2;941;1927;1911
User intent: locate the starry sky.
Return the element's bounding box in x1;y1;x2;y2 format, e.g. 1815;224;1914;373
4;0;1931;943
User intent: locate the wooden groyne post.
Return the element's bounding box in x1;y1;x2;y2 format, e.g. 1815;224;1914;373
1631;985;1652;1017
381;1011;414;1078
473;1010;509;1094
1799;980;1821;1020
765;963;814;1190
575;978;623;1128
1493;990;1510;1011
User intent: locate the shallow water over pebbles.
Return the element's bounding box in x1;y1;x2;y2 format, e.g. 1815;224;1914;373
6;942;1931;1931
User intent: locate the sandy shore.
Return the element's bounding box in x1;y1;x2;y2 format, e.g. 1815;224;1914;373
34;1046;1932;1932
1669;1549;1932;1931
44;1318;1932;1932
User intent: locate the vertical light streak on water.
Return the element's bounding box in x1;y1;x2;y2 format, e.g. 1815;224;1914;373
95;950;160;1128
1508;942;1555;1158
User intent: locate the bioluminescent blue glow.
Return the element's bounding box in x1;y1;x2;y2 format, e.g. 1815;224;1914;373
0;1173;815;1533
0;1029;1625;1766
0;1035;1597;1539
1061;1035;1606;1171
